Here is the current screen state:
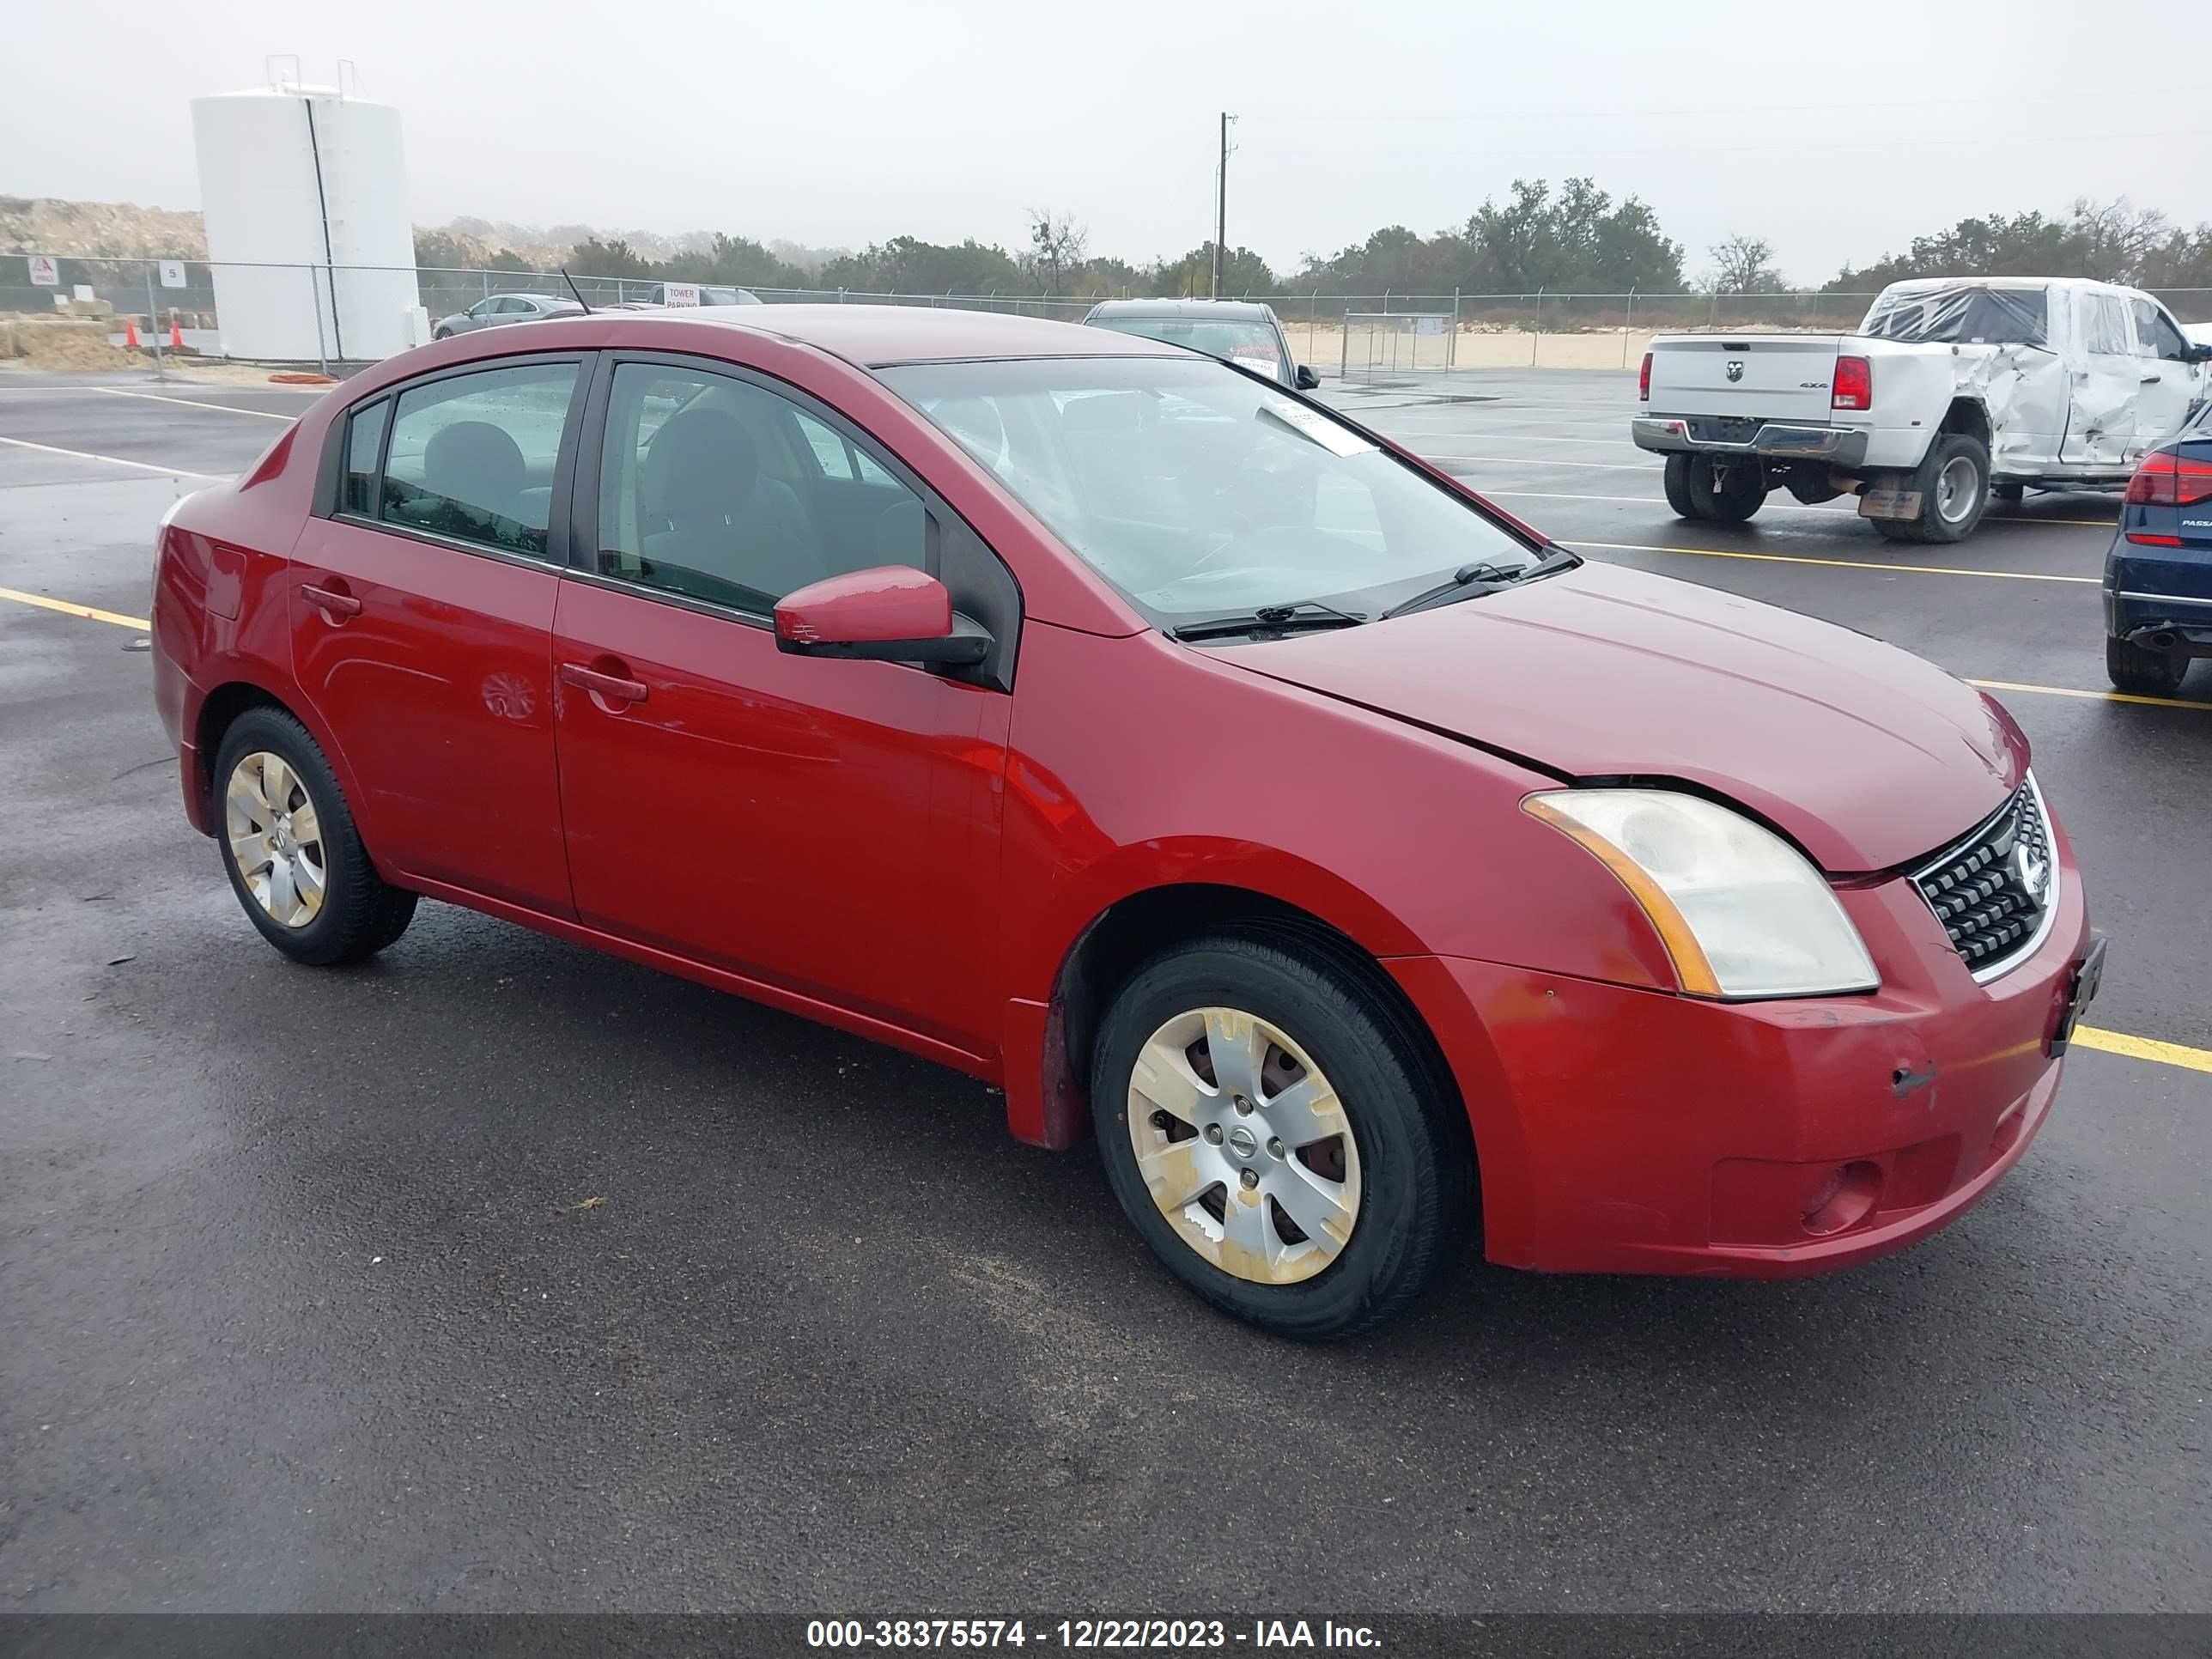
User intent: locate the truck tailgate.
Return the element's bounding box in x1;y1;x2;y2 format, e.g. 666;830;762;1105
1646;336;1845;427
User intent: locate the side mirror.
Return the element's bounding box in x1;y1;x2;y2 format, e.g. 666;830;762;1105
774;566;990;666
2190;343;2212;365
1294;364;1322;391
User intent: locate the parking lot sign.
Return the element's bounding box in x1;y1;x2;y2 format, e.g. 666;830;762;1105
27;254;59;286
160;260;187;289
661;283;702;307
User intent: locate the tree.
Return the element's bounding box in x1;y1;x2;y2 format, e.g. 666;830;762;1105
485;250;535;273
413;229;471;270
1146;243;1279;297
818;236;1027;295
568;236;653;279
1705;234;1786;295
1826;198;2180;291
1025;210;1090;294
2141;224;2212;289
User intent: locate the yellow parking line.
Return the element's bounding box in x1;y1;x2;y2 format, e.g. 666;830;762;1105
0;584;149;629
0;434;227;480
1569;538;2100;584
2073;1027;2212;1074
1968;678;2212;713
97;386;297;422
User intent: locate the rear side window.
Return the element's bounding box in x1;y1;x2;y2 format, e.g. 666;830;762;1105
341;399;389;515
2081;294;2132;356
378;362;578;557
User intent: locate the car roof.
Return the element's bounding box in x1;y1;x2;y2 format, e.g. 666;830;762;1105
600;303;1188;367
1085;298;1280;322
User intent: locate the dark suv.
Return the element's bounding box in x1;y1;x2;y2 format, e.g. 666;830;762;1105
2105;399;2212;697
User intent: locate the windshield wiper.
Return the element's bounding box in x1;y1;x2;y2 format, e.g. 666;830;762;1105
1379;548;1580;620
1168;600;1368;642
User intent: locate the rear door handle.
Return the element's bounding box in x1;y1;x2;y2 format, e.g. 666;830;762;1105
559;661;648;705
299;582;362;618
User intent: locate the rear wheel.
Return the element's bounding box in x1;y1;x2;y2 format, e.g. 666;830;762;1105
1664;453;1764;522
2106;635;2190;697
215;708;416;966
1877;433;1990;544
1091;933;1469;1340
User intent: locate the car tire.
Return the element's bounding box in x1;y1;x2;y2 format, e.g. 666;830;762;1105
432;326;453;341
1666;454;1763;522
214;707;416;966
1881;433;1990;544
2106;635;2190;697
1090;931;1471;1340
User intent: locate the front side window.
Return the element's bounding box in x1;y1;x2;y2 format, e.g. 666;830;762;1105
2133;299;2193;362
594;361;928;613
878;356;1543;629
1091;314;1286;379
378;361;578;557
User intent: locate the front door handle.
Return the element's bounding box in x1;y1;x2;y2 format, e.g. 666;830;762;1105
299;582;362;618
559;661;648;705
2142;372;2162;384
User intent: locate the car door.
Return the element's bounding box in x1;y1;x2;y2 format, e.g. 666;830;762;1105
2130;296;2203;453
289;355;586;915
2063;289;2138;468
549;353;1016;1054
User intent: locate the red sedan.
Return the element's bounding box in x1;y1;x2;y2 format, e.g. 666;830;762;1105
151;307;2102;1338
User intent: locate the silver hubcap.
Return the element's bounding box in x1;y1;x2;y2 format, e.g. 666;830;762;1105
1126;1006;1362;1285
1936;455;1980;523
225;751;326;928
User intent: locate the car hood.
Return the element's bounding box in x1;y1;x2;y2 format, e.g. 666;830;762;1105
1219;560;2023;872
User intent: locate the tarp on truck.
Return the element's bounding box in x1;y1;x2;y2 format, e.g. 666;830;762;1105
1858;285;2049;348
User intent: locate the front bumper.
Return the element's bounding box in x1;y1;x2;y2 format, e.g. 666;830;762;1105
1390;851;2093;1278
1632;414;1869;466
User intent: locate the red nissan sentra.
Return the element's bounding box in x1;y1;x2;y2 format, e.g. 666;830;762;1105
151;307;2104;1338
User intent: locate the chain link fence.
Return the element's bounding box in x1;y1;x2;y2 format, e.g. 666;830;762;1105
8;255;2211;376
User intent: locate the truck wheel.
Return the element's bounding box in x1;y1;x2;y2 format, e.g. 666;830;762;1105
2106;636;2189;697
1665;454;1764;523
1880;433;1990;544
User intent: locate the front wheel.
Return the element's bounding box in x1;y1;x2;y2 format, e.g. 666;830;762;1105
215;708;416;966
1091;933;1470;1340
1663;453;1764;522
2106;636;2190;697
432;326;453;340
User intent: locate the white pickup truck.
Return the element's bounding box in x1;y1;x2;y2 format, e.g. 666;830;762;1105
1632;277;2212;543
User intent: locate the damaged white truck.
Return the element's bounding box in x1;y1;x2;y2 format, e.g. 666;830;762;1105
1632;277;2212;543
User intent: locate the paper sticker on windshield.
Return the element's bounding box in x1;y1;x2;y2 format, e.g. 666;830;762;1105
1261;398;1375;457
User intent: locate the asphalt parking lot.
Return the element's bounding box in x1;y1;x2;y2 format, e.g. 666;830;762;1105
2;364;2208;1616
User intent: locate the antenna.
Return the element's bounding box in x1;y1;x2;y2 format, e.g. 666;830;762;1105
559;269;595;314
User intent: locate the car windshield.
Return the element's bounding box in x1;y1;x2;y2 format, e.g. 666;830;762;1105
877;356;1543;629
1089;315;1285;377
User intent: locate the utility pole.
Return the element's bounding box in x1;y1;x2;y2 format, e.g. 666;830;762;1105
1211;111;1236;300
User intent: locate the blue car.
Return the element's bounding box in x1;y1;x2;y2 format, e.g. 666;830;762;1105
2106;399;2212;696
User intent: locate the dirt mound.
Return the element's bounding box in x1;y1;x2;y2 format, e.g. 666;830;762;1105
0;198;207;259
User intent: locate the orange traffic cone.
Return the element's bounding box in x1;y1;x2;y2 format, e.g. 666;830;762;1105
125;319;140;349
169;315;185;349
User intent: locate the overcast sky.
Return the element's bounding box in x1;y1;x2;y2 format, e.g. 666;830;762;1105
8;0;2209;287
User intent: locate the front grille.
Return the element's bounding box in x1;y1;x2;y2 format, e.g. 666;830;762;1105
1910;780;2056;978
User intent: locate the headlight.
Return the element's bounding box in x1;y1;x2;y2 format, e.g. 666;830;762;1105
1523;789;1879;999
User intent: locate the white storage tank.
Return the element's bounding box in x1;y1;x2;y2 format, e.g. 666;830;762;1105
191;78;417;363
